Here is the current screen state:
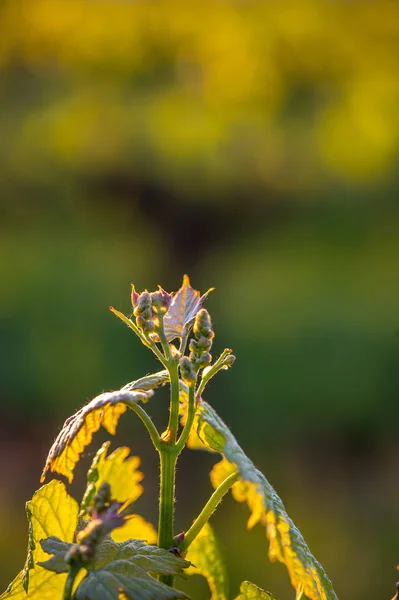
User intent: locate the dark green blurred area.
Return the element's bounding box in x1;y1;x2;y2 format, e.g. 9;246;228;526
1;1;399;598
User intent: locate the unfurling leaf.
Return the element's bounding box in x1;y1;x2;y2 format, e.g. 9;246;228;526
0;481;78;599
41;389;150;483
189;401;338;600
185;522;229;600
121;370;169;392
81;441;157;544
233;581;278;600
74;538;190;600
163;275;213;341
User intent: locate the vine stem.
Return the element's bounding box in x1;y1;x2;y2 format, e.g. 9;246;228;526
63;564;80;600
158;357;180;587
175;383;195;455
180;471;240;553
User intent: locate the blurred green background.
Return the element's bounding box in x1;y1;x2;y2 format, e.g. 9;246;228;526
1;1;399;598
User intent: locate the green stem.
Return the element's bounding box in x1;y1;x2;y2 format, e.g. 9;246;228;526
127;403;161;451
157;315;171;360
63;564;80;600
180;471;240;553
165;361;180;443
143;332;169;367
196;348;232;398
175;384;195;454
158;447;178;586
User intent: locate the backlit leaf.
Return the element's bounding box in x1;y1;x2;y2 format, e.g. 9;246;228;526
121;370;169;392
190;400;338;600
163;275;213;341
80;441;143;516
186;522;229;600
80;441;157;544
112;514;157;545
0;480;78;599
234;581;278;600
74;538;190;600
41;389;150;483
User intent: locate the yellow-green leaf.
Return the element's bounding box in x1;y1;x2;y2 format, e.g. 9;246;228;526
41;389;150;483
1;480;79;599
234;581;278;600
186;522;229;600
112;514;157;545
80;441;157;544
81;442;144;514
163;274;213;341
190;400;338;600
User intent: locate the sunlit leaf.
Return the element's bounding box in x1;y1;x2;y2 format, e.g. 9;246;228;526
74;537;190;600
233;581;278;600
41;389;150;483
80;441;143;516
179;388;215;452
112;514;157;545
190;400;337;600
0;480;78;599
80;441;157;544
163;275;213;341
186;522;229;600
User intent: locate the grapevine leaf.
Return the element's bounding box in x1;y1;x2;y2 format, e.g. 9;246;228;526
80;441;143;516
75;538;190;600
80;441;157;544
121;370;169;392
185;522;229;600
233;581;278;600
41;389;151;483
190;400;338;600
37;537;71;573
112;514;157;545
0;480;78;599
180;388;215;452
163;274;213;341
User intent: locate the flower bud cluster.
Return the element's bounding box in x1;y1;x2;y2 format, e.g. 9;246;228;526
133;291;156;333
66;482;125;566
131;286;172;333
179;356;196;386
189;309;214;371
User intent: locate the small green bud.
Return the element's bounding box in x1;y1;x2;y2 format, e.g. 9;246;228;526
179;357;196;385
192;352;211;369
224;354;236;367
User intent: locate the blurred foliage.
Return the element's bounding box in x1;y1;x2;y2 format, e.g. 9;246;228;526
0;0;398;197
0;1;399;599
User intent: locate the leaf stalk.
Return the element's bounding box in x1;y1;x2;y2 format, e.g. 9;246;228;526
180;470;240;553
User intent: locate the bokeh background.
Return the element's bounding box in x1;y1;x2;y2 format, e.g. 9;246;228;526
1;1;399;598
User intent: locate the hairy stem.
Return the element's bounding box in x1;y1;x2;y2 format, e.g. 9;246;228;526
158;447;178;586
63;564;80;600
180;471;240;553
175;384;195;454
165;360;180;443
